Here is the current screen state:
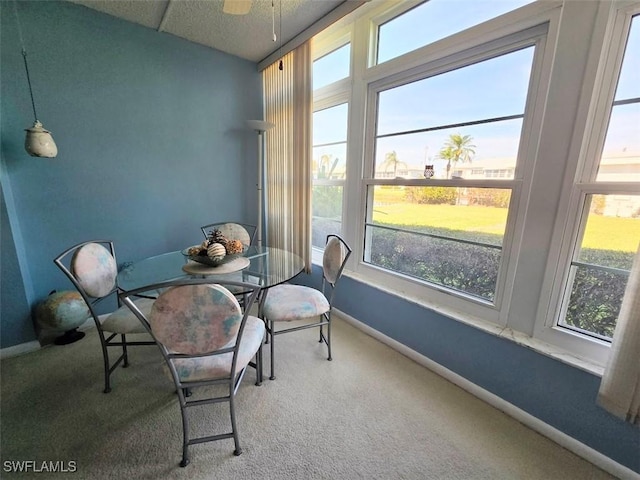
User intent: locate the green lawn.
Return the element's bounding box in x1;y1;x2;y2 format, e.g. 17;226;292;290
372;194;639;253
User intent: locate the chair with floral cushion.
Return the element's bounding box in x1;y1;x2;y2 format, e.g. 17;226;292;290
259;234;351;380
119;278;264;468
200;221;259;308
54;241;156;393
200;222;257;247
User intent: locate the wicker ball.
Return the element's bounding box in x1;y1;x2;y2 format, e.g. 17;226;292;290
226;239;244;255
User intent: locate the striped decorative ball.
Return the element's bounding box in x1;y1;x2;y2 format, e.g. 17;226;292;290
207;242;226;261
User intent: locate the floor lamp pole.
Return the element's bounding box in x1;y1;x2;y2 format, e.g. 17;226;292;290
246;120;274;248
257;129;264;247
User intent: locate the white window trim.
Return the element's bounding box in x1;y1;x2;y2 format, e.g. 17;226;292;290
351;10;557;329
310;0;640;371
535;1;640;367
312;26;354;254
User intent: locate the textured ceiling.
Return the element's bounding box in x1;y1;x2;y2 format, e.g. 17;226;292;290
70;0;348;63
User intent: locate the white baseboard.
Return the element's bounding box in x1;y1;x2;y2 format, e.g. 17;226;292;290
0;340;41;360
3;317;100;358
336;309;640;480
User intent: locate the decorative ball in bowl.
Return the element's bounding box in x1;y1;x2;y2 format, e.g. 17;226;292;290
182;229;248;267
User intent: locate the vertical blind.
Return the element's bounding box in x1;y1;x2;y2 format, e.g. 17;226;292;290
263;42;312;272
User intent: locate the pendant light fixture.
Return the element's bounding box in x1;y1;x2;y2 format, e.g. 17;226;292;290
13;0;58;158
271;0;283;70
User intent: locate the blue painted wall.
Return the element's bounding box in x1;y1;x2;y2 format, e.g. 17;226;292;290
1;181;33;347
296;266;640;473
1;0;262;346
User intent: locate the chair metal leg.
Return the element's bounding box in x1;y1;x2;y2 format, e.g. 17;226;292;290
98;334;112;394
327;314;332;361
178;391;190;467
103;360;112;393
269;320;276;380
121;334;130;367
229;391;242;456
255;346;263;386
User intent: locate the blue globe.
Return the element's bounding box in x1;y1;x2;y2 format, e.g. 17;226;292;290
36;291;90;344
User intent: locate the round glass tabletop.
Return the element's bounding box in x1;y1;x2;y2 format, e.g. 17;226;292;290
117;246;305;293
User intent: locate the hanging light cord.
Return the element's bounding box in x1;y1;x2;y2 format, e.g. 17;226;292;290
278;0;283;70
271;0;276;42
13;0;38;122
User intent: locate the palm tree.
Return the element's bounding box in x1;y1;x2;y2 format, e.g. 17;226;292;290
379;151;408;178
438;134;476;178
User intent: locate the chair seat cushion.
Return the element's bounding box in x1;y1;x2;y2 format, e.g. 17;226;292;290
262;284;330;322
102;297;155;334
171;316;265;383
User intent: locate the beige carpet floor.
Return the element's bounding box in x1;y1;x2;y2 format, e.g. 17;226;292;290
1;315;616;479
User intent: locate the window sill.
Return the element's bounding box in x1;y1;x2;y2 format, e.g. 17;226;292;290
337;268;605;377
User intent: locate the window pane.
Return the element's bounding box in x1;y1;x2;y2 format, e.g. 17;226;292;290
313;43;351;90
560;194;640;339
377;48;533;136
598;103;640;181
312;186;343;248
597;16;639;182
614;15;639;101
377;0;532;64
313;144;347;180
312;102;348;249
365;186;511;301
374;48;533;180
375;119;522;179
313;103;348;145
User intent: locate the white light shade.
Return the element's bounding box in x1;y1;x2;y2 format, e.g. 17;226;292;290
246;120;275;133
25;120;57;158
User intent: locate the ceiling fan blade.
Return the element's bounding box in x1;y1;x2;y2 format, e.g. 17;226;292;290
223;0;252;15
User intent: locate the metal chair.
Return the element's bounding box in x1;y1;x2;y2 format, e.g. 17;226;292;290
259;234;351;380
54;241;156;393
120;278;264;467
200;222;257;247
200;221;259;308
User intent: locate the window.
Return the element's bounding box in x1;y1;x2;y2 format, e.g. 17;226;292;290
376;0;533;65
554;14;640;342
309;0;639;366
312;104;349;248
313;43;351;90
312;35;352;250
365;46;536;302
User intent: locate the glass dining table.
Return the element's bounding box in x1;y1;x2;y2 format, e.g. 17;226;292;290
117;246;305;294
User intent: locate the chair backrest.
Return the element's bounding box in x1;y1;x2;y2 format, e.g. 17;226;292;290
54;241;118;325
120;278;261;372
150;284;242;355
322;235;352;287
200;222;257;247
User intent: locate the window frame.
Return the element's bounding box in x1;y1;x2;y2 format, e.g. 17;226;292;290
312;25;353;255
310;0;640;368
535;2;640;366
356;22;551;325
